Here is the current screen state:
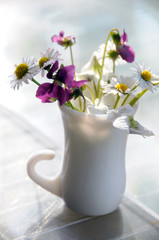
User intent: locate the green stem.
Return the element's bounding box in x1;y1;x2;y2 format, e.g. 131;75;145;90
65;101;80;111
121;94;129;106
69;45;83;109
70;45;74;66
129;89;148;107
96;92;104;106
67;101;74;109
84;84;95;104
121;84;139;106
113;60;115;73
98;91;103;100
113;94;120;109
93;80;98;98
69;45;77;81
132;84;139;91
97;28;119;97
83;98;86;112
31;78;40;86
79;96;82;111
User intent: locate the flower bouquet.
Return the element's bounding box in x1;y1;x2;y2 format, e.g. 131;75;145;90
11;28;159;216
10;28;159;136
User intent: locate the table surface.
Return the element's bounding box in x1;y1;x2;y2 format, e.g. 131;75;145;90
1;104;159;240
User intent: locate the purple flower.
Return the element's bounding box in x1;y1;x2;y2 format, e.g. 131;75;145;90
51;31;65;45
51;31;75;47
116;30;135;63
46;60;59;79
36;82;73;106
36;83;53;103
57;65;87;88
121;30;128;43
117;45;135;63
36;63;87;106
48;64;87;88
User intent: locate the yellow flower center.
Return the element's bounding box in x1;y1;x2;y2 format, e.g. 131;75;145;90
115;83;128;93
15;63;29;80
141;70;152;81
39;57;49;68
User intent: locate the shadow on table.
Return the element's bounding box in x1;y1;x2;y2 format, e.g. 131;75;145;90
25;202;124;240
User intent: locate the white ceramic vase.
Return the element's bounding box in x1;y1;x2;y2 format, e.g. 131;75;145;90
27;104;128;216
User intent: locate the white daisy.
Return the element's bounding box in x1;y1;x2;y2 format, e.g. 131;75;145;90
39;48;61;77
131;62;159;92
102;75;137;96
10;57;40;90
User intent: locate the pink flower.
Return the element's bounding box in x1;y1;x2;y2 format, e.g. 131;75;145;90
51;31;75;48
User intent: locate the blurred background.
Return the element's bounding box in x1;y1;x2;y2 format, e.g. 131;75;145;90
1;0;159;214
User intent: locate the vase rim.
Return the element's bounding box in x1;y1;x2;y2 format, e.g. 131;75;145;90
60;104;109;119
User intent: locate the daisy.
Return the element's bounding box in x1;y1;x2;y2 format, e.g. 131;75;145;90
102;75;137;96
10;57;39;90
132;62;159;92
39;48;61;77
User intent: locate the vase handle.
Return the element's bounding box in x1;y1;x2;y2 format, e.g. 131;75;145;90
27;149;62;197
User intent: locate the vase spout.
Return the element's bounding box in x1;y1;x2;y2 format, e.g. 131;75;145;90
27;150;62;198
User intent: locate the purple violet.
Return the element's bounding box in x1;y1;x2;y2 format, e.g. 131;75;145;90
51;31;75;47
36;82;73;105
36;62;87;106
56;65;87;88
116;30;135;63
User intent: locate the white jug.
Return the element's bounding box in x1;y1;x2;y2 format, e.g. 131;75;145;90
27;104;128;216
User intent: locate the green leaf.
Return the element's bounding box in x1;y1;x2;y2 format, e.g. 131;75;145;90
129;89;148;106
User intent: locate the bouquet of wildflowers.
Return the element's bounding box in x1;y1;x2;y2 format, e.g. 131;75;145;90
10;28;159;136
